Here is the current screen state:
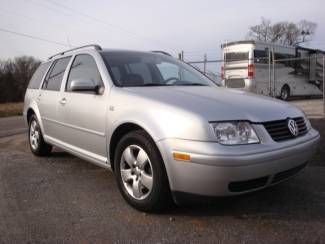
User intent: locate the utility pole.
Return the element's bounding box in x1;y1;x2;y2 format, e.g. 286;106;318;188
268;47;272;96
272;47;276;97
203;54;207;74
178;51;184;61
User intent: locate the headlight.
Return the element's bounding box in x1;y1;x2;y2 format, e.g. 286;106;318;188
210;121;260;145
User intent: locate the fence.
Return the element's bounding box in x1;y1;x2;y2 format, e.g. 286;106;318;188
183;54;325;118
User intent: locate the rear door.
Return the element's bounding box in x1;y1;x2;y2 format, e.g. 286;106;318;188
57;54;108;160
37;56;71;139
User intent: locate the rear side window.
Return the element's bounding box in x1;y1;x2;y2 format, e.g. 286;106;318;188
42;56;71;91
66;54;103;91
254;50;268;64
28;62;51;89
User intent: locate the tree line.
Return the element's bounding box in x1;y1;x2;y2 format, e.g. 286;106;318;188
247;17;317;46
0;56;40;103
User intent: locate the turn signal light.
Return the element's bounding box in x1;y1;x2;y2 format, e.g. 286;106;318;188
173;152;191;161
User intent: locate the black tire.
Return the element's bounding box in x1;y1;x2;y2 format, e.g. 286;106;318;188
280;85;290;101
28;114;52;156
114;130;172;212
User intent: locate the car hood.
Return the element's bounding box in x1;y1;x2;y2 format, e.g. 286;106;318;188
124;86;303;122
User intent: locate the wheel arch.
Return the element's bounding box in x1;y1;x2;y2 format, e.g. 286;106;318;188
108;122;160;171
25;103;45;135
282;83;290;92
280;84;291;100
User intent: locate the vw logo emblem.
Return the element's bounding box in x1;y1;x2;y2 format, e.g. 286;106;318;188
288;119;298;137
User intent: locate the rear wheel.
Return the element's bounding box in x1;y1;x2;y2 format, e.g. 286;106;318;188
114;130;171;212
28;114;52;156
280;85;290;101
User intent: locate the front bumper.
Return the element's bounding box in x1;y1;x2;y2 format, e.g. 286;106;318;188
157;128;319;199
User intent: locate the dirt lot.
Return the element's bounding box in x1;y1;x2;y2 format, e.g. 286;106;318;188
0;118;324;243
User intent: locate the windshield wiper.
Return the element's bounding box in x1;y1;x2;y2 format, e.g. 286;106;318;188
175;83;207;86
142;83;170;86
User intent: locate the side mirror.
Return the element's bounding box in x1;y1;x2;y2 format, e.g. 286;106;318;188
69;79;104;94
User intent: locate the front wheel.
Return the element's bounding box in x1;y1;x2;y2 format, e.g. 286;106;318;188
114;130;171;212
28;114;52;156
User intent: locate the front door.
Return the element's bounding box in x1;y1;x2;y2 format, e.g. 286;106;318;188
57;54;108;161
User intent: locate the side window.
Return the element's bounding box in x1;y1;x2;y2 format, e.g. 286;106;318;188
254;50;268;64
28;62;51;89
42;57;71;91
67;54;103;91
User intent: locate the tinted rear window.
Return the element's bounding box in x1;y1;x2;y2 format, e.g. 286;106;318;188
28;62;51;89
224;52;249;62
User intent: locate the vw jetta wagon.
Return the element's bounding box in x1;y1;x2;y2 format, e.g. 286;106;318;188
24;44;320;212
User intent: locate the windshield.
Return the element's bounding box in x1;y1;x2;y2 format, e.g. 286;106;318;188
101;51;214;87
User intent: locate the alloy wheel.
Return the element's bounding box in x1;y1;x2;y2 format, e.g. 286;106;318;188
29;120;40;150
120;145;153;200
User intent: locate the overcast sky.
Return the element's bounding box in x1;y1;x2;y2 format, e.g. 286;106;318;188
0;0;324;61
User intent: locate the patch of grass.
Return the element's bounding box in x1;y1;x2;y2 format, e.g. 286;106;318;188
0;102;24;118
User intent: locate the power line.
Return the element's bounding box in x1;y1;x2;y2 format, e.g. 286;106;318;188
0;27;70;47
0;7;70;34
40;0;179;51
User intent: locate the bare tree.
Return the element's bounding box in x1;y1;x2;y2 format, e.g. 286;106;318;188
297;19;317;44
247;18;317;46
0;56;40;103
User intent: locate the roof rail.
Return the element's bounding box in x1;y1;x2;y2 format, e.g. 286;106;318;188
151;50;172;57
48;44;102;60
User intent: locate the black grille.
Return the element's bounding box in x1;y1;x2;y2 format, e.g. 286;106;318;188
262;117;307;142
228;176;269;192
271;162;308;184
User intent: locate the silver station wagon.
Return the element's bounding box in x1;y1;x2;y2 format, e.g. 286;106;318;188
24;44;320;212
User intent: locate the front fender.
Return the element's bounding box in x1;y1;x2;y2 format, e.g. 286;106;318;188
108;107;212;143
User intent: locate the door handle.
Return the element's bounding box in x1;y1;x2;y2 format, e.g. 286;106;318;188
60;98;67;105
37;94;41;101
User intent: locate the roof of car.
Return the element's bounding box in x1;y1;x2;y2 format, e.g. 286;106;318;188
48;45;173;60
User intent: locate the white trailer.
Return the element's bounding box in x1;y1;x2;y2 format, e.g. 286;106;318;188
221;40;323;100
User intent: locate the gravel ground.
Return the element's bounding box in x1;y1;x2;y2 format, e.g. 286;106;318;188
0;116;26;138
0;119;324;243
